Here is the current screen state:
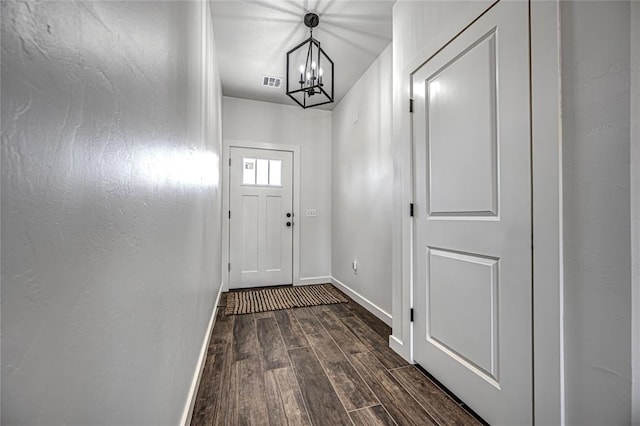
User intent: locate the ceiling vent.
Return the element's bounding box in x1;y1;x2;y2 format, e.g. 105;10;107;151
262;75;282;88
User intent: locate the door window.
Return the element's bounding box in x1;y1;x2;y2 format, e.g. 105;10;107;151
243;157;282;187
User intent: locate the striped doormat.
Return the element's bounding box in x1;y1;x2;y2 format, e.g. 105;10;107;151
225;284;348;315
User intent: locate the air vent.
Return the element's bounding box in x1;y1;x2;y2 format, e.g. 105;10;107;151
262;75;282;88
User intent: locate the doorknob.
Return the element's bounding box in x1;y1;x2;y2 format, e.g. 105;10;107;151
286;221;292;227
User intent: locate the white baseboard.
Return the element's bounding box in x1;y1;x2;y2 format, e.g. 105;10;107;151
330;277;392;327
295;276;332;286
389;334;411;363
180;284;223;426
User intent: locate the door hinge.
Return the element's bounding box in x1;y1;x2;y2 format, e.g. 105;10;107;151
410;203;414;217
409;98;414;113
229;158;231;166
228;262;231;272
228;210;231;219
410;308;414;322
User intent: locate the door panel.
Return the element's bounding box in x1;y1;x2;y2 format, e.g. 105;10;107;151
428;248;498;383
230;147;293;288
241;194;259;272
427;31;498;217
265;196;283;271
412;2;532;424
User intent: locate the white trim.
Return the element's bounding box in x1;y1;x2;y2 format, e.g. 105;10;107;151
180;285;223;426
530;1;564;424
330;277;392;327
222;139;301;291
389;335;411;363
296;276;332;286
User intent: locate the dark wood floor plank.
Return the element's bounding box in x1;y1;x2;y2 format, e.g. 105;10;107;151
233;313;258;361
328;302;354;318
274;309;309;349
255;311;274;319
308;304;331;314
292;307;326;335
308;333;379;411
288;347;353;426
265;367;312;426
315;310;369;355
342;316;408;369
391;366;481;426
191;343;227;426
349;405;397;426
236;357;269;426
344;299;392;340
350;352;437;426
218;292;228;307
210;343;237;425
210;309;234;347
257;317;290;370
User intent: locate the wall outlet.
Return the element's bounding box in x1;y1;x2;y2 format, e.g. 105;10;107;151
305;209;317;217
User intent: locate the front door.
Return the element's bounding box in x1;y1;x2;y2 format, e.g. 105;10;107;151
412;1;532;424
229;147;293;288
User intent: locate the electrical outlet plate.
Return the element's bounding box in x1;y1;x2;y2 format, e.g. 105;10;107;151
305;209;317;217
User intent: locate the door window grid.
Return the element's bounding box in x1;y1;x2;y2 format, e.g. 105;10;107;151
243;157;282;186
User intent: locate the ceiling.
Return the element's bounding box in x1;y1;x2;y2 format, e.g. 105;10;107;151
210;0;394;110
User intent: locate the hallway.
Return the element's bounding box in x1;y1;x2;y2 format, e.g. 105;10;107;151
191;287;481;426
2;0;638;424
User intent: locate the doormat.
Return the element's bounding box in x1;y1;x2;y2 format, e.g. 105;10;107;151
225;284;348;315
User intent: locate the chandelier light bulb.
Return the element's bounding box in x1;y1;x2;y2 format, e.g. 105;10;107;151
299;65;305;73
311;61;316;69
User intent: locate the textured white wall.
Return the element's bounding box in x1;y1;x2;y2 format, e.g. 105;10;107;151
0;1;224;424
631;2;640;423
222;97;332;282
331;44;393;318
561;2;632;424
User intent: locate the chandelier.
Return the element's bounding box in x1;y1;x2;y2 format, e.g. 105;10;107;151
286;13;334;109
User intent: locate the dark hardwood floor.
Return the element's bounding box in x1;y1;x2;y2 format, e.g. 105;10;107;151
191;285;481;426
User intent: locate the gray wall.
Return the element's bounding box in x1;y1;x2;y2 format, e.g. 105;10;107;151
331;44;393;318
1;1;224;424
561;2;632;424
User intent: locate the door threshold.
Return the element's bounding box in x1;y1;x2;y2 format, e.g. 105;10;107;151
228;283;294;292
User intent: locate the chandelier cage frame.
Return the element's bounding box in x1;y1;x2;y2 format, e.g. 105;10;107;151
286;13;334;109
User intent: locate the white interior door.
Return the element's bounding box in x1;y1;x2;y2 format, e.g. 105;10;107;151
229;147;293;288
412;2;532;424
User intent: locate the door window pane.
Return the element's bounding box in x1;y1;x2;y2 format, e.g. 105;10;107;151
269;160;282;186
256;159;269;185
243;158;256;185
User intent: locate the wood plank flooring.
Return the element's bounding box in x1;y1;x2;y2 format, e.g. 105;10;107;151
191;285;481;426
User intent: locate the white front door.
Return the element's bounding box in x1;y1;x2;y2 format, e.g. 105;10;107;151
412;1;532;424
229;147;293;288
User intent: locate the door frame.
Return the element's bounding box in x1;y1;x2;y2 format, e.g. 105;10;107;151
392;1;564;424
222;140;301;291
